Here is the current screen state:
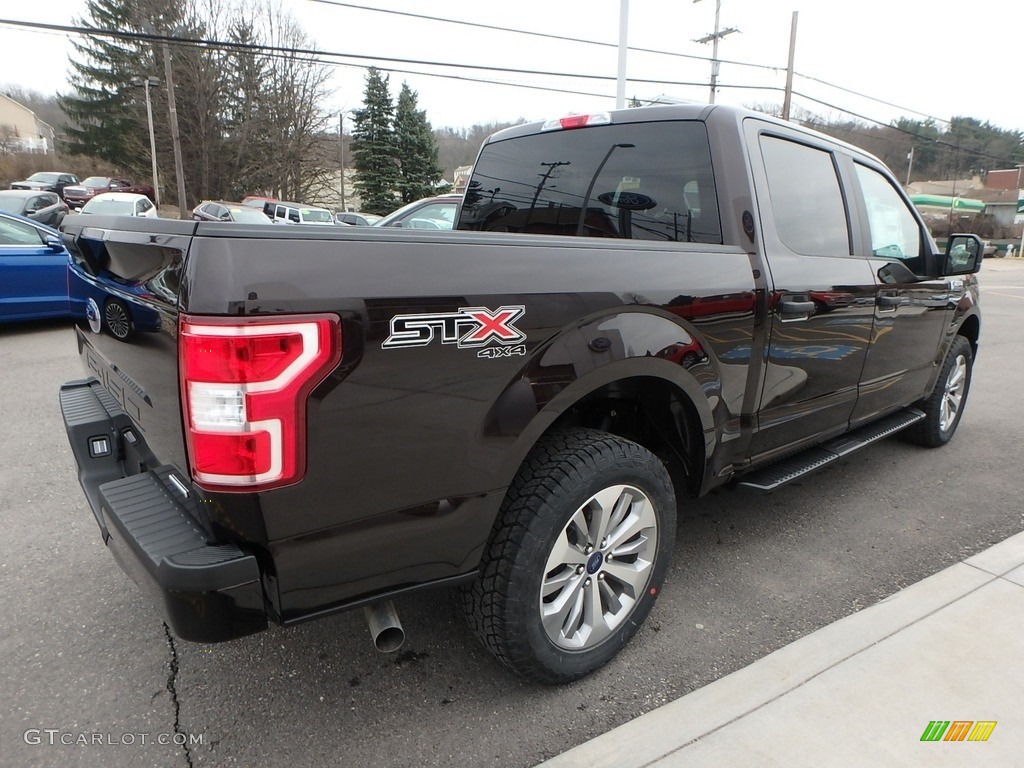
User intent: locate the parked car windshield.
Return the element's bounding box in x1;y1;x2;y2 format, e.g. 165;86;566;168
81;198;133;215
81;177;111;188
27;172;61;184
301;209;333;223
229;207;273;224
0;191;30;214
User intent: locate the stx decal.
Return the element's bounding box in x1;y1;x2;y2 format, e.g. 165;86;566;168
383;305;526;350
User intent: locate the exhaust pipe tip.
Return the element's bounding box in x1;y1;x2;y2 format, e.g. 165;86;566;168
363;600;405;653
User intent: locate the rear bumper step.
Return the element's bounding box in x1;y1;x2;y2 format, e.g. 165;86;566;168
737;408;926;492
60;379;267;642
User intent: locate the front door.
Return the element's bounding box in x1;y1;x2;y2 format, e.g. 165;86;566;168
848;162;951;423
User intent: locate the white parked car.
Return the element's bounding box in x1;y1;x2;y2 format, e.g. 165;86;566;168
79;192;159;218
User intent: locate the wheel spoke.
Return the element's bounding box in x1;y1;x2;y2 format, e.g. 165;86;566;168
542;574;585;640
582;578;611;645
603;558;651;598
606;503;654;552
610;531;651;559
586;486;623;546
598;577;623;615
541;565;577;598
543;530;588;573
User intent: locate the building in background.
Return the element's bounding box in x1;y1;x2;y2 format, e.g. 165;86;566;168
0;92;55;154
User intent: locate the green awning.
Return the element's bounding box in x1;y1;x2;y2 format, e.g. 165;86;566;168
910;194;986;213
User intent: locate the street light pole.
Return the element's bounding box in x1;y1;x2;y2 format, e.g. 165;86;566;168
339;110;357;212
131;76;161;209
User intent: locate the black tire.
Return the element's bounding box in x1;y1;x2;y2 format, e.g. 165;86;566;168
462;428;676;684
103;299;133;342
903;336;973;447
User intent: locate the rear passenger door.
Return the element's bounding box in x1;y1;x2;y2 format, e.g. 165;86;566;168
745;124;878;461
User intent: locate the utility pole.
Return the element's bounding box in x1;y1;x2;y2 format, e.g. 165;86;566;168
158;31;188;218
782;11;798;121
906;145;915;187
131;75;161;208
693;0;739;105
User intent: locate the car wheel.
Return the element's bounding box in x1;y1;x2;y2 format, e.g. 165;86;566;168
103;299;133;342
462;428;676;683
903;336;972;447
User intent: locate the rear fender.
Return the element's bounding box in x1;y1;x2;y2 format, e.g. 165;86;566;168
485;310;720;489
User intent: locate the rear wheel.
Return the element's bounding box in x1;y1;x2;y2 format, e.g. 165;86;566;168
462;428;676;683
903;335;972;447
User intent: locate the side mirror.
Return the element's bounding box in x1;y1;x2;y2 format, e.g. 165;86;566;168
45;235;64;252
942;233;983;275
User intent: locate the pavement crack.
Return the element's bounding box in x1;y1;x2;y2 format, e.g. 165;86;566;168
163;623;194;768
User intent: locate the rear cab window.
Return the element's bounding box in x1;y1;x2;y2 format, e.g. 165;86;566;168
457;120;722;243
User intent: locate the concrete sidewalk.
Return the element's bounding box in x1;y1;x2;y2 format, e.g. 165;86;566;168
539;531;1024;767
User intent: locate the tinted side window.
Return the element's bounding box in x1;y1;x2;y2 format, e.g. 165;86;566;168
458;121;722;243
760;135;850;257
288;209;300;223
854;163;922;268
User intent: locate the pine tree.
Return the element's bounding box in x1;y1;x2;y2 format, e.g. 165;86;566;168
352;67;399;214
59;0;163;168
394;83;443;203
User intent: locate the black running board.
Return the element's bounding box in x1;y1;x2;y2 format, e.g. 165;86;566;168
736;407;926;491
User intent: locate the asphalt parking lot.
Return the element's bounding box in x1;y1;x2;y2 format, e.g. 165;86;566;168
3;259;1023;768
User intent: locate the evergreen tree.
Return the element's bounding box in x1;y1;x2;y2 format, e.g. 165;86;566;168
352;67;399;214
59;0;164;168
394;83;442;203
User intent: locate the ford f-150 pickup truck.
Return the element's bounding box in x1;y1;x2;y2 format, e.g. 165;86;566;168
58;104;983;684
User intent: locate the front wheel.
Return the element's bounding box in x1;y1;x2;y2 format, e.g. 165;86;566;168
462;428;676;684
903;335;973;447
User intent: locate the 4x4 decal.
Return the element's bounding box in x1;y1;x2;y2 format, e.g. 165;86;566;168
382;305;526;352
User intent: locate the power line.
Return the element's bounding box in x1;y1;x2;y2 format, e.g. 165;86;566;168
304;0;984;131
793;71;950;126
0;17;774;92
301;0;784;73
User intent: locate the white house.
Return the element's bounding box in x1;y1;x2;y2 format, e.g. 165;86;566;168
0;92;56;154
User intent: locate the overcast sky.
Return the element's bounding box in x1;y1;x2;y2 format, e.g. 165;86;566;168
1;0;1022;148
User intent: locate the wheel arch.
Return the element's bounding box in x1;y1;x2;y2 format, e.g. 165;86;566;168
491;357;716;500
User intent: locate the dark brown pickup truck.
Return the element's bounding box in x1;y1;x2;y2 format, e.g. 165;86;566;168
62;176;156;209
58;104;983;684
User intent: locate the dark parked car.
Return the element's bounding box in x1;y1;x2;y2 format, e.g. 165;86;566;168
0;189;69;229
10;171;79;199
373;193;462;229
63;177;156;209
336;211;382;226
193;200;275;224
0;210;72;323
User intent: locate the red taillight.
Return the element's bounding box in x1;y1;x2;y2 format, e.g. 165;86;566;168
179;314;341;492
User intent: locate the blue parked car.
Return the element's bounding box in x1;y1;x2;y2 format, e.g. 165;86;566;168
0;210;73;323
